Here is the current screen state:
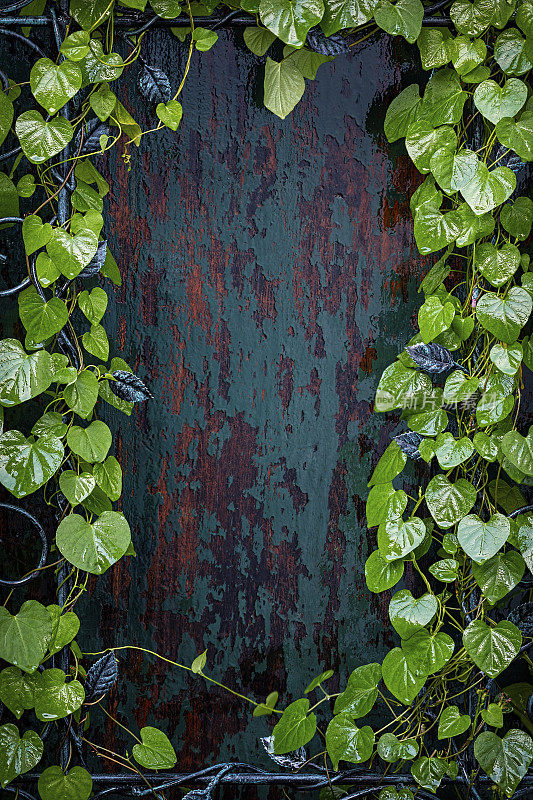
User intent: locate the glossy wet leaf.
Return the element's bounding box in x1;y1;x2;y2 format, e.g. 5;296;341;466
460;163;516;215
326;716;374;770
282;46;333;79
442;370;479;403
474;729;533;797
56;511;131;575
46;605;80;655
272;698;317;754
463;619;521;677
264;58;305;119
16;111;73;164
490;343;522;375
378;516;426;562
449;34;486;74
382;647;426;704
59;470;96;505
406;123;457;174
131;726;177;769
416;28;451;70
334;663;381;717
402;629;454;675
482;703;504;728
18;286;68;344
67;420;112;463
413;203;462;254
477;288;532;343
425;475;477;528
473;550;525;603
0;600;51;673
156;99;183;130
473;78;527;124
38;766;92;800
411;756;447;792
30;58;82;114
89;82;116;122
60;30;91;61
0;339;52;407
500;196;533;240
0;724;43;788
82;323;109;361
366;482;397;527
304;670;333;694
321;0;378;35
450;0;495;35
374;0;423;43
494;28;533;75
139;63;171;104
420;68;467;126
84;651;118;702
435;433;474;468
0;431;63;498
47;227;98;280
430;147;479;194
457;513;510;563
243;26;277;56
495;111;533;162
438;705;471;738
0;667;39;718
78;286;108;324
80;40;124;84
259;0;324;46
429;558;458;582
34;668;84;721
365;549;404;593
475;243;521;287
501;429;533;475
22;214;52;255
377;732;418;762
64;370;99;419
374;361;432;412
388;590;437;639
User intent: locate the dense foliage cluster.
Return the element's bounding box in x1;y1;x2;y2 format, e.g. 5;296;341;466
0;0;532;798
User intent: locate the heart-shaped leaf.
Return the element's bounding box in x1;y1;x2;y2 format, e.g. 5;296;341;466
382;647;426;704
435;433;474;468
47;227;99;279
259;0;324;46
0;339;52;407
495;111;533;162
377;732;418;762
0;724;43;787
418;296;455;343
0;667;39;718
46;605;80;656
449;34;486;74
34;668;84;721
156;99;183;131
374;0;423;43
494;28;533;76
64;370;99;419
378;516;426;561
67;420;112;463
472;551;525;603
473;78;527;124
93;455;122;501
406;123;457;174
15;111;73;164
501;429;533;475
477;287;532;343
30;58;82;114
271;698;317;754
334;663;381;717
0;600;52;673
325;716;374;770
425;475;477;529
18;286;68;344
78;287;108;323
56;511;131;575
416;28;452;70
419;68;467;126
430;146;479;194
443;369;479;402
429;558;458;582
411;755;448;792
132;727;178;770
374;361;432;412
463;619;521;677
402;629;454;675
457;513;510;563
365;549;404;593
0;430;64;498
438;705;471;738
450;0;494;36
475;729;533;797
475;243;521;287
22;214;52;255
388;590;438;639
263;58;305;119
481;703;504;728
460;163;516;215
384;83;422;142
59;470;96;505
60;30;91;61
38;766;92;800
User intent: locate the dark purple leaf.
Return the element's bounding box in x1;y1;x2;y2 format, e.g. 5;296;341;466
406;342;455;374
507;603;533;637
394;431;423;460
84;651;118;703
260;736;307;769
75;118;111;156
78;240;107;279
110;371;154;402
305;27;353;55
139;63;171;104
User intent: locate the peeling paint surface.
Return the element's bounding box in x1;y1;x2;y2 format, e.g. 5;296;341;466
76;31;429;782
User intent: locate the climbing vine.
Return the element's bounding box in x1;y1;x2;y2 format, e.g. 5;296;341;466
0;0;532;798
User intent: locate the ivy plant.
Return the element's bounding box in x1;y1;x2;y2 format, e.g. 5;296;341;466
0;0;532;798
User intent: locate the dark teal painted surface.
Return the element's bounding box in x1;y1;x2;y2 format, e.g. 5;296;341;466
78;29;428;780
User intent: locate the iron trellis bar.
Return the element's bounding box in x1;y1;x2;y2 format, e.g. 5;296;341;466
0;3;531;799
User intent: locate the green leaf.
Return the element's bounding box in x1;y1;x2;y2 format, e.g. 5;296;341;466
407;408;448;435
191;649;207;673
47;227;98;279
460;163;516;216
501;429;533;475
368;440;407;486
377;732;418;762
382;647;425;705
0;430;63;498
490;343;523;375
366;483;395;527
272;698;317;754
450;0;494;35
449;34;486;74
46;605;80;656
378;516;426;562
60;30;91;61
192;27;218;51
435;433;474;468
151;0;182;16
93;455;122;501
473;431;498;461
474;729;533;797
326;716;374;770
374;0;423;43
38;766;92;800
438;705;471;738
156;99;183;131
253;690;279;716
80;40;124;84
0;600;52;673
457;513;510;564
78;286;108;324
30;58;82;115
89;82;117;122
419;68;467;126
416;28;451;70
500;196;533;240
388;590;437;639
411;756;447;792
494;28;533;76
16;111;73;164
243;26;277;55
418;296;455;343
70;0;113;29
454;202;495;245
282;46;333;79
321;0;377;35
413;203;462;254
481;703;504;728
384;83;421;142
18;286;68;343
428;558;458;581
406;124;457;175
264;58;305;119
495;111;533;162
132;726;177;769
334;663;381;716
463;620;521;678
0;667;38;719
56;511;131;575
516;0;533;35
374;361;432;412
22;215;52;255
477;288;532;343
0;90;14;150
0;339;52;407
473;78;527;124
64;370;99;419
402;629;454;675
0;724;43;788
34;668;84;721
82;323;109;360
59;470;96;505
0;172;19;222
305;669;334;693
259;0;324;46
67;420;112;463
425;475;476;529
430;147;479;194
365;549;404;593
475;243;521;287
472;550;525;603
